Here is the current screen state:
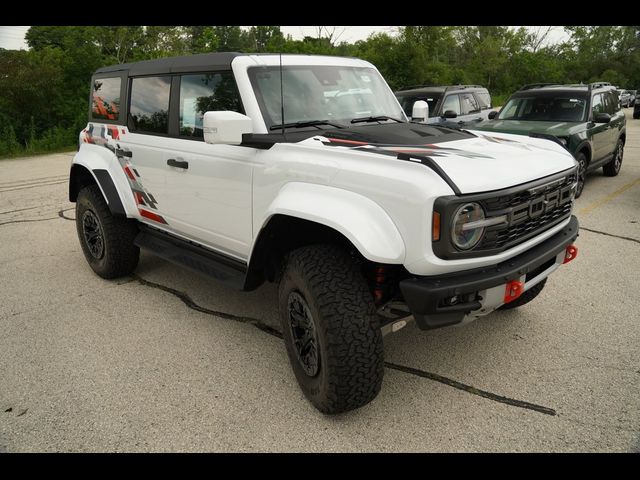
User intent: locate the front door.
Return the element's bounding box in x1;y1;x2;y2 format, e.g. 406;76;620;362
588;93;610;162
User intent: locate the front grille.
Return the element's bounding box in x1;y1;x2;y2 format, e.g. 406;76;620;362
478;172;576;251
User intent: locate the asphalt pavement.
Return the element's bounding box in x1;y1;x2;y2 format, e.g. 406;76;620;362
0;111;639;452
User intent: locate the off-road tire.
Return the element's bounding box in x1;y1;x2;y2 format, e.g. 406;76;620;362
498;278;547;310
603;139;624;177
76;184;139;279
278;245;384;414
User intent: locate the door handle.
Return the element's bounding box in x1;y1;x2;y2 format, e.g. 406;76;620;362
167;158;189;169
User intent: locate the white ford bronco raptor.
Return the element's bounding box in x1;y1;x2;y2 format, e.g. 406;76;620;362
70;53;580;413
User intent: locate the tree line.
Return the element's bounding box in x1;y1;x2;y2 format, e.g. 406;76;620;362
1;26;639;157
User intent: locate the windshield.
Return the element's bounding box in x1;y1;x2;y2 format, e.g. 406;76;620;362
498;95;587;122
248;65;405;130
396;93;442;118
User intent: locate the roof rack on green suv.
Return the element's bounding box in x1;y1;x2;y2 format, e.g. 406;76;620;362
471;81;626;197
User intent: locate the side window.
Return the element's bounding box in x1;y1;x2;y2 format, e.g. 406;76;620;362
129;76;172;134
441;95;461;115
179;72;242;138
604;91;619;114
460;93;481;115
92;77;121;121
591;93;604;117
475;92;492;110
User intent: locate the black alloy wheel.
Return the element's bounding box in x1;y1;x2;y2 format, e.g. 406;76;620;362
82;209;105;259
287;291;320;377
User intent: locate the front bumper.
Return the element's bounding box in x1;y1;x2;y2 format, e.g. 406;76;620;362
399;215;579;330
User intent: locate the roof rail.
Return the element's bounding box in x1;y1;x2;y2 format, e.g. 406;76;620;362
518;83;561;91
397;84;484;92
444;85;484;92
397;84;433;91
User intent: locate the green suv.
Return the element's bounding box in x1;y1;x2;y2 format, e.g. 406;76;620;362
473;82;626;197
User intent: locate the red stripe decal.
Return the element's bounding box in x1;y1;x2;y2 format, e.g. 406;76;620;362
326;137;369;145
139;208;167;224
123;165;136;181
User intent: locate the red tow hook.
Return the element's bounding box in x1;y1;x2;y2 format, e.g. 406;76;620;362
563;244;578;264
503;280;524;304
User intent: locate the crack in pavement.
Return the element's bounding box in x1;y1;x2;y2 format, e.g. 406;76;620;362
58;208;75;221
0;180;68;193
0;174;68;188
580;227;640;245
130;273;557;416
0;207;75;227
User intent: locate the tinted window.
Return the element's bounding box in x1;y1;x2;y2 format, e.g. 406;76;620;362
180;72;242;138
441;95;461;115
475;92;491;109
396;94;441;117
92;77;121;121
460;93;480;115
129;76;171;134
604;91;618;114
591;93;604;117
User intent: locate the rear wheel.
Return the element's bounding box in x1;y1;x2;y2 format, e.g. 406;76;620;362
603;139;624;177
278;245;384;414
75;185;139;279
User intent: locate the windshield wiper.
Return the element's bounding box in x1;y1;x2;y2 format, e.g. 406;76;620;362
350;115;404;124
270;120;344;131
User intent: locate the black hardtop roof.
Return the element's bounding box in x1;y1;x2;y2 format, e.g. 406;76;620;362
95;52;244;76
396;84;486;94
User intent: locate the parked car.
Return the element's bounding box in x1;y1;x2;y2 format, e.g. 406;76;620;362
70;53;580;413
473;82;626;197
618;89;632;108
395;85;495;128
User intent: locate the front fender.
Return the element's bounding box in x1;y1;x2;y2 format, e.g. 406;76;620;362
71;143;138;217
260;182;406;264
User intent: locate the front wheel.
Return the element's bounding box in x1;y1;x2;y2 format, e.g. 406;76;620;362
75;184;139;279
575;152;587;198
278;245;384;414
603;139;624;177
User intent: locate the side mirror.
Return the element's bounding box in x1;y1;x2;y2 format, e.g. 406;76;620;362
488;110;498;120
594;112;612;124
411;100;429;123
203;111;253;145
442;110;457;119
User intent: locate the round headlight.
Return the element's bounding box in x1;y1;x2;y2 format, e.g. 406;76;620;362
451;202;485;250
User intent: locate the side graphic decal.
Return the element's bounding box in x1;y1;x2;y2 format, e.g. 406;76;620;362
82;123;168;225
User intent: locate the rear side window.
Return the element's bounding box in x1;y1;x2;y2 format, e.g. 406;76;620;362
129;76;172;134
460;93;481;114
475;92;491;109
441;94;461;115
179;72;243;138
92;77;121;121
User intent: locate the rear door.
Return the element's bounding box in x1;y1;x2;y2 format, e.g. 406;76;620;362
604;90;625;152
